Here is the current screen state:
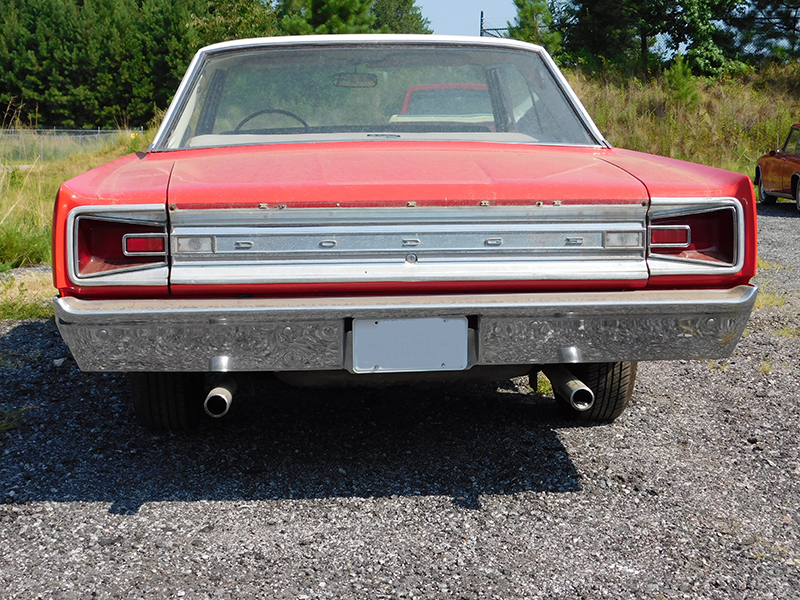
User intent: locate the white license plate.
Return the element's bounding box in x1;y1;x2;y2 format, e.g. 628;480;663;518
352;317;468;374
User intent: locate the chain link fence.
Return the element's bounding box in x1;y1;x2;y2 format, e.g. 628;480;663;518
0;128;143;163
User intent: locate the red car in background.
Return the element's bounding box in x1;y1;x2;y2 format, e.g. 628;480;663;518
401;83;490;113
755;122;800;208
52;35;758;431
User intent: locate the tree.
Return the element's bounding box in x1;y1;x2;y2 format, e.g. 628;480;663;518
560;0;637;69
0;0;207;128
558;0;746;76
0;0;82;126
74;0;142;126
507;0;561;54
127;0;202;123
278;0;377;34
371;0;431;34
558;0;679;74
732;0;800;61
192;0;279;47
675;0;744;75
625;0;678;77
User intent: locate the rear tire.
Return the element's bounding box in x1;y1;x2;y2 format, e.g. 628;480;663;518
131;372;204;432
757;172;777;205
554;361;637;423
794;180;800;212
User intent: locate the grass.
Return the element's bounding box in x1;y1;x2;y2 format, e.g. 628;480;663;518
0;404;32;432
0;141;143;272
775;326;800;338
756;257;791;271
0;115;157;273
0;271;55;319
754;288;787;310
566;63;800;176
0;158;50;270
0;129;139;165
0;119;158;319
534;371;554;396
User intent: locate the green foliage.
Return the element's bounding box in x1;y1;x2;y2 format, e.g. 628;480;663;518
371;0;431;34
731;1;800;61
507;0;561;55
567;63;799;176
0;0;794;128
0;155;51;271
560;0;641;70
552;0;753;77
0;0;81;126
535;372;553;396
664;55;699;108
0;404;33;432
0;277;53;319
0;223;50;271
192;0;279;46
678;0;742;76
0;0;207;128
0;121;158;275
278;0;378;35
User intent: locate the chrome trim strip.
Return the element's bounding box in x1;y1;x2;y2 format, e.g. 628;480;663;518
67;205;168;287
647;197;745;276
169;204;647;285
170;204;646;226
536;43;608;147
171;260;646;285
55;285;757;372
170;205;647;228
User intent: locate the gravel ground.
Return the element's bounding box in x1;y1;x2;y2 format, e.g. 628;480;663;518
1;201;799;599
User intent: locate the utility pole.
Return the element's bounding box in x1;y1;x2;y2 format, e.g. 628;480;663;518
479;10;508;38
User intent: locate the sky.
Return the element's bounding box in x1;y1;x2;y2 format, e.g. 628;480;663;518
416;1;518;37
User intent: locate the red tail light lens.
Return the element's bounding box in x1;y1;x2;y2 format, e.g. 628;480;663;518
124;234;166;254
649;208;735;265
77;218;167;276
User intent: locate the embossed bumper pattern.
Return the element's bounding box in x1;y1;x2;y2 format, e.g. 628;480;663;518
55;286;757;372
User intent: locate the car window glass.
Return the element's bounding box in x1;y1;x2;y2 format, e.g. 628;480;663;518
162;44;596;150
783;128;800;154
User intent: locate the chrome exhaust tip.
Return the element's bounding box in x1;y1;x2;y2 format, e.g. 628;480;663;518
204;375;238;418
542;365;595;412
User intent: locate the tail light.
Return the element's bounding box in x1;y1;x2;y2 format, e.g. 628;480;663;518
646;199;746;278
649;208;735;265
77;218;167;276
66;206;169;287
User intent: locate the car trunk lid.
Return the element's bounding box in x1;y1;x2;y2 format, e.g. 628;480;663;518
165;142;651;295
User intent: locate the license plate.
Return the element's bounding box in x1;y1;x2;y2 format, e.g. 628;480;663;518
352;317;468;374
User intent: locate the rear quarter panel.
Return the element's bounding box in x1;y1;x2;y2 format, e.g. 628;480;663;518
53;153;173;294
599;149;757;289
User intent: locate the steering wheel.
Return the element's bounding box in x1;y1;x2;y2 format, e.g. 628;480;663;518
234;109;309;131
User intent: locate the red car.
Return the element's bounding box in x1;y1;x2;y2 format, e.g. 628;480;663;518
52;35;758;431
755;123;800;208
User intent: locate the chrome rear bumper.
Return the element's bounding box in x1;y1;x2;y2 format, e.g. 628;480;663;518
54;285;757;372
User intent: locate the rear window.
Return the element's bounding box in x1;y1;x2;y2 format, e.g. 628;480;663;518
160;43;597;150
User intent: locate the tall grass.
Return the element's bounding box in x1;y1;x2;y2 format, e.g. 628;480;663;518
0;126;150;271
567;63;800;176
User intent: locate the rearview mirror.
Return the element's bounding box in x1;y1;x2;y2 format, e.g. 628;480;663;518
333;73;378;88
